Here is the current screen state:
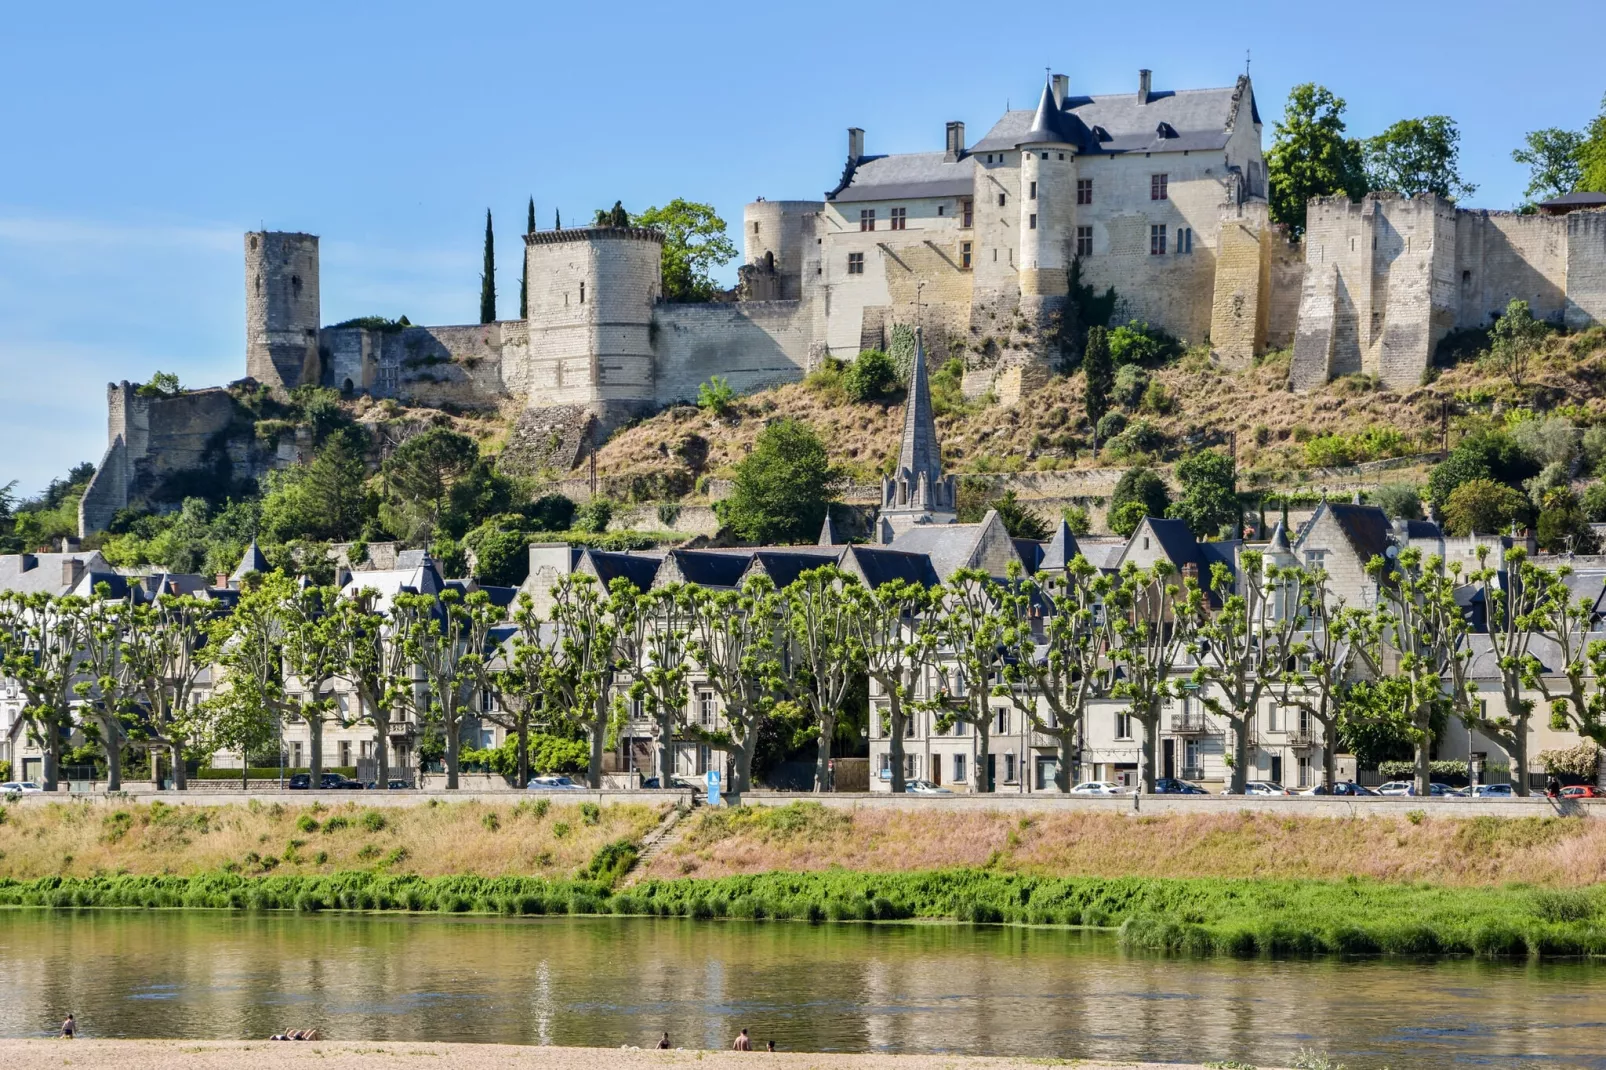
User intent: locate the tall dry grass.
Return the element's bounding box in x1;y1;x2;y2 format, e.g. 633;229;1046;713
643;805;1606;888
0;798;665;880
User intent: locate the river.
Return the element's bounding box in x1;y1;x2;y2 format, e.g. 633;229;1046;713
0;911;1600;1068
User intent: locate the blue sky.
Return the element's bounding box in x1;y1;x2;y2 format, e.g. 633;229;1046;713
2;0;1601;495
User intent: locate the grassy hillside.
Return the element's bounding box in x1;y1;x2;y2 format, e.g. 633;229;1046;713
584;329;1606;492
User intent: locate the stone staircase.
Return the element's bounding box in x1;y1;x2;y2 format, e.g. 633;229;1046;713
624;801;696;884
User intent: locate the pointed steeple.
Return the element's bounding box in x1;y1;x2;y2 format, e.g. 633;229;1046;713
231;539;270;582
898;327;942;488
1040;516;1080;572
818;511;846;546
1022;75;1065;145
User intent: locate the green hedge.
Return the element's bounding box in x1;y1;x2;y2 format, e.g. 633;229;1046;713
193;767;359;781
2;868;1602;961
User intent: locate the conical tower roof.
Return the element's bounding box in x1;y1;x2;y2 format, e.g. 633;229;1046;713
1040;516;1080;571
1021;76;1067;145
818;511;846;546
897;328;942;487
231;539;270;581
1266;519;1291;555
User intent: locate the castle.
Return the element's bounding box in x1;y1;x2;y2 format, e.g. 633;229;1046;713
76;67;1606;536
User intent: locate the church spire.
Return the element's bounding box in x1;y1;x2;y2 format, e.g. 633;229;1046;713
898;327;942;489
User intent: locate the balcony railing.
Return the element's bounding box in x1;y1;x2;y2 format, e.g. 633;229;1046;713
1181;765;1205;781
1285;730;1315;748
1169;714;1209;734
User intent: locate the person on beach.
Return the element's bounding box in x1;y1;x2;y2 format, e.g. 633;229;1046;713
732;1028;752;1051
60;1014;75;1039
656;1033;671;1049
766;1040;776;1052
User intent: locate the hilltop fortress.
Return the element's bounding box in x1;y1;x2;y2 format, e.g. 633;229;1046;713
78;68;1606;535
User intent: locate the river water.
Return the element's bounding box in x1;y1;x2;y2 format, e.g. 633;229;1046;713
0;910;1601;1068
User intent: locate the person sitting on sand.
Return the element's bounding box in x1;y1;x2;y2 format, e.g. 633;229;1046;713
656;1033;671;1049
766;1040;775;1052
61;1014;75;1039
732;1028;751;1051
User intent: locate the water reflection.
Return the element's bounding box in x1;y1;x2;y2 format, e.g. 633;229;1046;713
0;911;1600;1069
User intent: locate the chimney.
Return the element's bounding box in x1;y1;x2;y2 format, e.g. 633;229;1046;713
847;127;865;162
19;554;37;573
1181;561;1199;583
62;559;84;588
215;572;229;589
1051;74;1068;109
944;121;965;162
59;536;81;554
1138;69;1152;105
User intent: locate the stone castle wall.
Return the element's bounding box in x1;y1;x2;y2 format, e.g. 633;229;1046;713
1567;210;1606;330
245;232;320;395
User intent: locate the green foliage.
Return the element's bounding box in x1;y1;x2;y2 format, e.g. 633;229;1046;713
886;324;917;383
1535;488;1598;554
1266;84;1370;235
381;427;481;539
1426;431;1538;516
1113;364;1149;408
1441;478;1530;536
1370;483;1423;521
1338;677;1445;767
1107;320;1181;366
697;375;736;416
461;733;588;780
1301;426;1416;468
1112;467;1171;523
989;490;1050;540
4;462;95;552
1582;95;1606;195
843;349;899;403
1537;742;1599;779
1364;115;1475;200
1513;127;1585;203
573;498;614;535
1169;449;1238;540
715;419;838;545
633;199;738;302
1581;482;1606;522
1095;411;1127;442
1083;325;1114;430
1107;419;1167;460
928;358;973;418
1061;505;1092;536
260;432;370;544
1482;299;1550;389
1139;379;1173;415
136;371;182;398
463;520;532;586
287;386;352;445
802;357;848;404
524;493;577;531
329;315;411;332
479;209;496;324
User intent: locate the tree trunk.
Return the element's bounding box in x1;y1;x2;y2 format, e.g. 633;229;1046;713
1138;713;1158;794
445;714;460;790
1323;719;1338;792
587;699;605;789
41;732;60;792
814;711;836;793
887;690;907;795
516;719;530;789
973;720;990;794
104;722;122;793
1510;721;1530;797
309;710;324;788
1413;724;1431;797
655;706;676;787
375;714;390;790
1230;716;1249;794
1057;733;1076;793
733;732;756;796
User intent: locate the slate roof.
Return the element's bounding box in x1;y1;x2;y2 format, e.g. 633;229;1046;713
972;80;1254;156
887;522;990;579
1013;538;1044;572
829;152;976;203
1539;192;1606;210
1320;503;1394;566
1039;519;1079;572
842;545;941;588
231;540;270;581
897;328;943;487
662;549;754;589
818;512;847;546
745;550;842;589
0;551;113;596
584;550;663;592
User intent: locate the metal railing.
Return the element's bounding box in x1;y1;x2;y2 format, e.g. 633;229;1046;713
1169;714;1209;733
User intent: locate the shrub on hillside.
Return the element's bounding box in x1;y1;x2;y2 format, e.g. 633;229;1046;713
1107;320;1182;366
843;349;899;402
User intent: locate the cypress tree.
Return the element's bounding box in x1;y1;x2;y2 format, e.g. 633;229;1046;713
519;196;534;319
526;196;536;235
608;200;629;227
1084;325;1113;440
554;208;561;230
479;209;496;324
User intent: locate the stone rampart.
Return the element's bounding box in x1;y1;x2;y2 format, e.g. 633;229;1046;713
1568;209;1606;331
652;300;813;405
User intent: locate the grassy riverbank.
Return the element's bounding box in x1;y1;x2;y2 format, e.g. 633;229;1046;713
2;865;1602;960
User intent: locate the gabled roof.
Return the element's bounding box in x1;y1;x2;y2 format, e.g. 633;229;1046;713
1040;518;1079;571
841;545;941;589
582;549;663;592
1308;502;1394;567
744;550;844;589
829;152;976;203
0;550;113;596
658;549;753;589
1013;538;1044;573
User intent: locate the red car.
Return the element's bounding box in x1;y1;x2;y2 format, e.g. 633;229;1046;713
1560;785;1601;799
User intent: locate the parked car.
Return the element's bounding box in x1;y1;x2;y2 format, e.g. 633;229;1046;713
526;775;586;791
1222;781;1290;796
1469;784;1515;798
1405;782;1463;797
1560;785;1601;799
1375;781;1413;796
288;773;360;790
0;782;43;795
1152;778;1209;795
903;779;953;794
1299;781;1379;796
1068;781;1127;795
386;779;412;790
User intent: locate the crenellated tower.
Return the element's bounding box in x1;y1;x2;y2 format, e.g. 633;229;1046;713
244;231;321;396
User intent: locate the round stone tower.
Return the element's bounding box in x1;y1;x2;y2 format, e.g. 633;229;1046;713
522;225;663;432
1017;77;1074;325
741;200;820;300
245;231;321;396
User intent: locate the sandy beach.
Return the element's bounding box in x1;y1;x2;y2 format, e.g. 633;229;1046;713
0;1039;1249;1069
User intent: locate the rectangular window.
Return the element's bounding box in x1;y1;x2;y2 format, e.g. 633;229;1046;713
961;199;973;227
937;205;944;216
1076;178;1092;205
1115;712;1132;740
890;207;906;230
1304;549;1328;567
997;193;1006;207
752;221;760;234
953;753;966;784
578;282;585;303
1076;225;1093;257
995;708;1009;734
1028;213;1037;230
1151;173;1169;200
961;241;972;269
698;691;715;726
879;752;891;777
859;209;875;232
1005;752;1017;783
847;251;865;275
1029;181;1037;200
1150;224;1167;255
339;740;351;768
1176;227;1193;254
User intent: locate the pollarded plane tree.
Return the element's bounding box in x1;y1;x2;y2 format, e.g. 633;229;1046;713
477;592;557;791
780;566;867;793
75;590;139;792
844;578;936;795
620;583;696;787
932;568;1012;794
998;557;1120;793
336;589;418;790
397;588;500;790
277;582;350;785
687;575;785;795
125;594;216;791
1273;567;1369;793
545;575;627;789
1106;561;1206;794
0;591;93;790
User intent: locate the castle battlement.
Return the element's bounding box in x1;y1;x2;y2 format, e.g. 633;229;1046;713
523;226;664;247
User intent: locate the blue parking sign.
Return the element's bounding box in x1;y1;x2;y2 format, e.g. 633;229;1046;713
706;769;721;806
